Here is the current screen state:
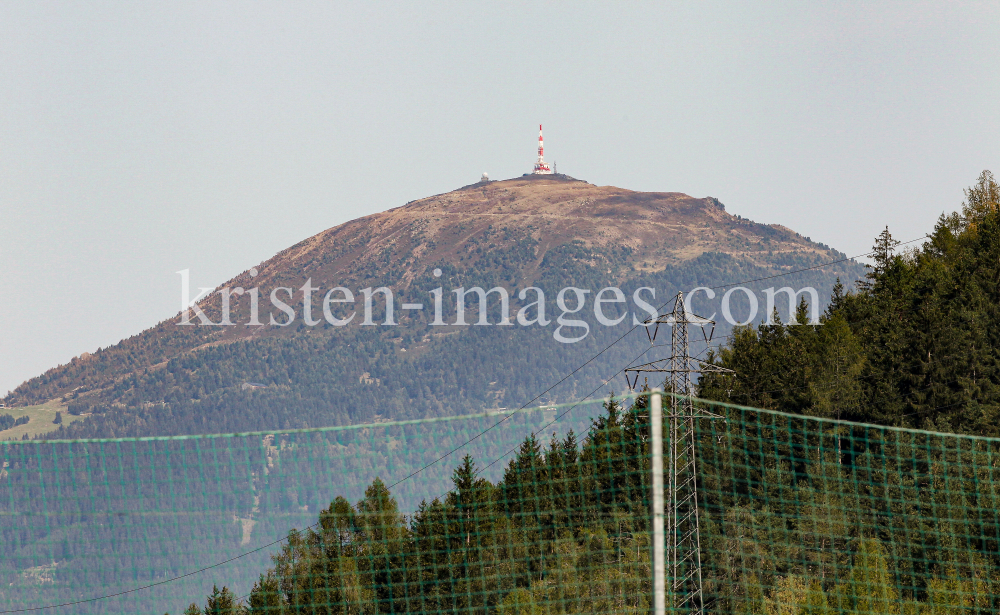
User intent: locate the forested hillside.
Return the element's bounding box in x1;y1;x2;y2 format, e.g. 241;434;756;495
49;252;853;439
699;170;1000;437
2;176;862;439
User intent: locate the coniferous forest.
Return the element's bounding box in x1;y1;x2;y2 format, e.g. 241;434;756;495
31;250;853;441
699;170;1000;436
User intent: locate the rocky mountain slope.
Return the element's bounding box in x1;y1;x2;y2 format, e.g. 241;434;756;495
256;174;833;294
3;175;864;438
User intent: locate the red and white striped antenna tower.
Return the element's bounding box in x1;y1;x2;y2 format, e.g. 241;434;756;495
532;124;554;174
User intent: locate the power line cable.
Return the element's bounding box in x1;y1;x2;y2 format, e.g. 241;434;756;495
472;340;721;479
473;343;657;477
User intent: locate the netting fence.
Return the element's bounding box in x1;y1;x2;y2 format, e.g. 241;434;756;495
2;392;1000;614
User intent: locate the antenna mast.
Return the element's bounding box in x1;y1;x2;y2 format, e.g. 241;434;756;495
532;124;554;174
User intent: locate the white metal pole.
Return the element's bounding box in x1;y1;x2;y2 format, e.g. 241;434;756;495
651;388;665;615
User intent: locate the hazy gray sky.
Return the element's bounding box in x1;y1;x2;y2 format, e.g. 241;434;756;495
1;2;997;395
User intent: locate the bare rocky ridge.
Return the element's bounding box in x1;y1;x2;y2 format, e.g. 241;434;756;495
257;175;829;292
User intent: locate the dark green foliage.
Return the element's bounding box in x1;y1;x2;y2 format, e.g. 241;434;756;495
198;585;241;615
0;414;29;431
699;170;1000;436
237;396;653;615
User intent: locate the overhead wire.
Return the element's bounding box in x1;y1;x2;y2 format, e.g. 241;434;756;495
472;340;723;479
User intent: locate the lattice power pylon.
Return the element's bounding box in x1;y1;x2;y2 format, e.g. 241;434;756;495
625;292;732;615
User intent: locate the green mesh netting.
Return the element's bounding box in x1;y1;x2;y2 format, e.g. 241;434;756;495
2;393;999;614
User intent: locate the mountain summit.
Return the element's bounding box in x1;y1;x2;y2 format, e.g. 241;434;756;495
243;174;835;297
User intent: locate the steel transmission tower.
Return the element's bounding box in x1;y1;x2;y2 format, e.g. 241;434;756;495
625;292;732;615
